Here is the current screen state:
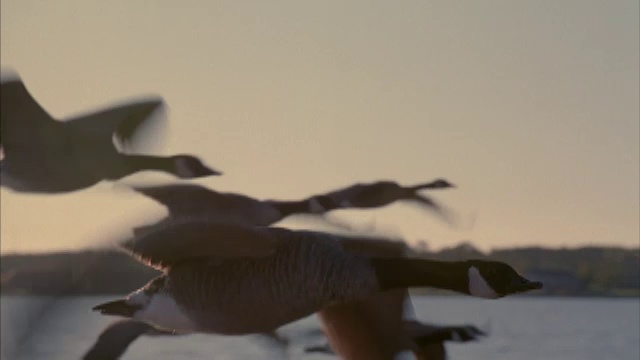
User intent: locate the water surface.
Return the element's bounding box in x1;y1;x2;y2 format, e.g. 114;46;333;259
2;296;638;359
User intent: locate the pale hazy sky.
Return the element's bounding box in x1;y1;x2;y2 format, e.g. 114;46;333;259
1;1;638;254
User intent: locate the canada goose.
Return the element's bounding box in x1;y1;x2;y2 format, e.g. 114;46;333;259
127;181;471;359
85;180;456;359
129;178;454;234
92;220;542;336
0;76;220;193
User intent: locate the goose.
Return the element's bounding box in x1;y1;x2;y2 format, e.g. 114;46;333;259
129;177;455;235
86;179;458;359
0;75;219;193
128;180;473;359
92;220;542;337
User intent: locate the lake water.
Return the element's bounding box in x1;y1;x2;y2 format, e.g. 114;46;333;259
1;295;638;360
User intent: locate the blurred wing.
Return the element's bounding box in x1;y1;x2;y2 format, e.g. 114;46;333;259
82;320;157;360
1;78;61;152
405;194;459;227
338;235;409;257
132;183;219;215
120;220;280;270
65;96;167;153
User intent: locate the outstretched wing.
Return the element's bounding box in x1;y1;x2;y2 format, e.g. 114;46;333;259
82;320;161;360
120;220;281;271
64;96;166;152
1;77;60;153
132;183;221;215
405;194;460;227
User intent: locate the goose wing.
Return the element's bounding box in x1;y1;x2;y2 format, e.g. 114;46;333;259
132;183;221;215
64;96;166;152
403;194;458;226
121;220;281;271
82;320;160;360
1;77;60;152
338;235;409;257
132;183;266;220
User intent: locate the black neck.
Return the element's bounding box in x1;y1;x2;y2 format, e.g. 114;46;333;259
121;154;173;177
269;199;317;217
370;257;469;295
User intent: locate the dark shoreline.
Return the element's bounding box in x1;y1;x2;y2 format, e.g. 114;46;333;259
2;244;638;298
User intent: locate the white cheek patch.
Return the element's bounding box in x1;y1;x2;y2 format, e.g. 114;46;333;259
468;266;499;299
175;158;196;178
134;294;197;332
308;198;326;214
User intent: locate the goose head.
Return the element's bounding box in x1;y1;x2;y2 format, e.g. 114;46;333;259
464;260;542;299
334;179;456;209
338;181;409;208
93;276;196;332
408;178;455;191
171;155;222;179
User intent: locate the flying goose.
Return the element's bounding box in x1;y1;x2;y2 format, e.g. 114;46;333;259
0;75;219;193
92;220;542;336
126;180;472;359
129;178;455;235
86;179;459;359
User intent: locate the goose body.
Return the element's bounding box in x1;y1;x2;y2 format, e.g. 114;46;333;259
94;220;542;336
0;76;219;193
132;184;301;227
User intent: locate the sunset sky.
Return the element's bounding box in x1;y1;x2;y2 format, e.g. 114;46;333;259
1;1;638;254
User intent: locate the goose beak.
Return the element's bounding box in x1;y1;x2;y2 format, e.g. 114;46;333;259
202;166;223;176
505;276;543;294
93;300;141;318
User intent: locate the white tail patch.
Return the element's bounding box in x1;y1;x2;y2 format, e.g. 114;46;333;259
468;266;499;299
175;158;196;178
308;198;326;214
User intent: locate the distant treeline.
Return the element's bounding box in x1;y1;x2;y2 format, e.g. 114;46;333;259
1;243;638;297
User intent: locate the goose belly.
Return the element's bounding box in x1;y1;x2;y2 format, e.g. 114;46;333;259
167;237;379;334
